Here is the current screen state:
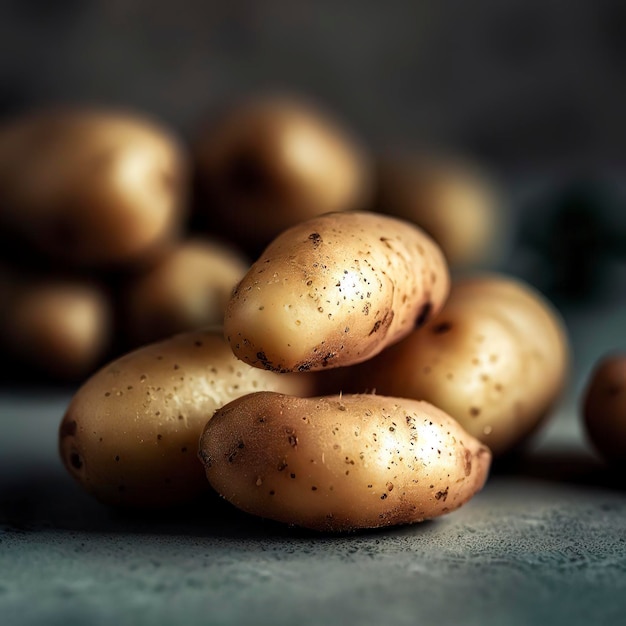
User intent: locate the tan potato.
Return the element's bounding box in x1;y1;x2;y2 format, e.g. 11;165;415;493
224;211;449;372
124;239;248;346
59;329;313;508
0;268;111;380
344;275;569;456
199;391;491;531
375;155;505;268
0;108;187;267
583;354;626;464
194;96;370;251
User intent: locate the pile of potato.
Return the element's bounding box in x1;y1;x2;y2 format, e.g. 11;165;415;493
1;96;620;532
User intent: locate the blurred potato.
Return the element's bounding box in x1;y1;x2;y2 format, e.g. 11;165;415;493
123;238;249;346
583;354;626;465
375;155;506;268
0;107;188;268
0;267;112;380
194;95;371;252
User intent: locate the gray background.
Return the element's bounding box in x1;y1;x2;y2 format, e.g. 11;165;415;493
0;0;624;171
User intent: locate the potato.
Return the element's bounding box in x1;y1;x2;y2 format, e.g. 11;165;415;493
583;354;626;464
0;108;187;267
124;239;248;346
59;329;313;508
199;392;491;531
194;96;370;251
375;155;505;268
224;211;449;372
344;275;569;456
0;268;111;380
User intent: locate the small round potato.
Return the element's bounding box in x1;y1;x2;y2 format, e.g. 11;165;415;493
344;275;569;456
194;96;370;251
124;239;248;346
199;392;491;531
583;354;626;464
0;108;187;267
224;211;449;372
59;329;314;508
375;155;505;268
0;269;111;380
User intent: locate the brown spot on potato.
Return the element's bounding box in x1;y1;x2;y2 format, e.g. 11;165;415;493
433;321;452;334
434;488;448;501
463;448;472;476
70;452;83;470
60;420;77;438
369;320;382;336
415;302;433;329
308;233;322;247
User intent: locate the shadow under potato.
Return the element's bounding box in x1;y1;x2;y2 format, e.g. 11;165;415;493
0;468;434;540
492;447;625;491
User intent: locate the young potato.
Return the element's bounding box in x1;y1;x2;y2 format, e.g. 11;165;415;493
344;275;569;456
199;392;491;531
124;238;248;346
583;354;626;464
194;95;370;252
0;107;187;267
224;211;449;372
59;329;314;508
375;155;506;268
0;268;111;380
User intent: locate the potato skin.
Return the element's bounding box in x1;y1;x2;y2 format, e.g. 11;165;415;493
0;108;187;267
199;392;490;531
194;96;370;252
124;239;248;346
59;329;313;508
345;275;569;456
224;211;449;372
583;354;626;464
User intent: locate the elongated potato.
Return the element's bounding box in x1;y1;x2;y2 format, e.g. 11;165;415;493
199;392;491;531
344;275;569;456
59;330;313;508
224;212;449;372
0;108;187;267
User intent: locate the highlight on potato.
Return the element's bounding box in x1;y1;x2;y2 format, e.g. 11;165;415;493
58;329;314;508
224;210;449;373
199;392;491;531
